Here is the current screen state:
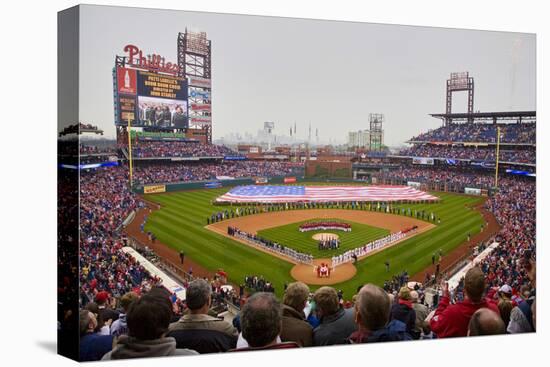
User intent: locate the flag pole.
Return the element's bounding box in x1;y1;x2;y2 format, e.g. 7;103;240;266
127;117;134;189
494;126;500;189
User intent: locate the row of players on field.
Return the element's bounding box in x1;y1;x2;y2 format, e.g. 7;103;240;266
227;226;314;264
207;202;441;225
227;225;418;267
331;227;417;266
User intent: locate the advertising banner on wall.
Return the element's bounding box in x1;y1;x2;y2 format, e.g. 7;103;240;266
189;116;212;125
190;103;211;112
464;187;482;195
144;185;166;194
205;181;222;189
412;157;434;165
118;95;137;125
224;156;247;161
284;177;297;183
189;89;211;99
117;67;137;95
471;161;496;169
188;76;211;88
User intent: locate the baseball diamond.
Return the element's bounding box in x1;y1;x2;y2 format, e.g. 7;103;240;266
140;188;482;295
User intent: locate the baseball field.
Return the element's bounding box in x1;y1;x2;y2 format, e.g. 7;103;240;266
141;186;485;297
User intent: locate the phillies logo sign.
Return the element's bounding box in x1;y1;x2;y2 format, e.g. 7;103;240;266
123;44;180;76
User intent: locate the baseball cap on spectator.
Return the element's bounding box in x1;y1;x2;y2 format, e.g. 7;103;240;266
95;291;109;304
499;285;512;295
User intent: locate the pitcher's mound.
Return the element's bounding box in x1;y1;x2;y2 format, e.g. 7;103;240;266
312;233;340;241
290;258;357;285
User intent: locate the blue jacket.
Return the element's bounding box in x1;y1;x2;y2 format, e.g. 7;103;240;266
367;319;413;343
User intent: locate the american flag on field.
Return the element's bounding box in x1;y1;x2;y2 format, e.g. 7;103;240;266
216;185;438;203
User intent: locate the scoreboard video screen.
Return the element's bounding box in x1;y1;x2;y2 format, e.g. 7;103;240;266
115;67;188;128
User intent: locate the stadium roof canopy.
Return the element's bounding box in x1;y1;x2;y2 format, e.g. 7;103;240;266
430;111;536;124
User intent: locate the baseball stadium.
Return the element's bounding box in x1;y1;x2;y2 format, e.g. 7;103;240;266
58;21;536;361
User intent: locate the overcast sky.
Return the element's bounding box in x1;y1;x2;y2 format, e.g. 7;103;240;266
79;5;535;146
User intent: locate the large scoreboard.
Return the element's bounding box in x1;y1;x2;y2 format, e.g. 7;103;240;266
114;47;188;129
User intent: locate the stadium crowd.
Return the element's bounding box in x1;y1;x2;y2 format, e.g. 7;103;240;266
380;166;497;189
79;259;535;361
410;123;535;144
399;144;535;164
130;141;238;158
133;161;303;184
80;144;118;155
79;167;151;305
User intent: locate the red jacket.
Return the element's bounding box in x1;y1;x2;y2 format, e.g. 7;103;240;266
430;295;500;338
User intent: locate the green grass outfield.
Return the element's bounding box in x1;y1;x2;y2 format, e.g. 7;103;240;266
144;188;484;298
257;219;389;258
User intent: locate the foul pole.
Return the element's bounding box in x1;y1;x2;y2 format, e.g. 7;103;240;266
127;117;134;188
494;126;500;188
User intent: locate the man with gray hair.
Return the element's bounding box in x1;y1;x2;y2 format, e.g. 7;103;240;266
232;292;299;351
168;278;238;353
348;284;412;343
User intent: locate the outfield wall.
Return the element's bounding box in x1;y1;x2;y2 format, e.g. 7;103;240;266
133;175;320;194
134;174;490;198
133;176;393;195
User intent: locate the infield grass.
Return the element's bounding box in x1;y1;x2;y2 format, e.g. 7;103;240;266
257;219;389;258
144;187;484;298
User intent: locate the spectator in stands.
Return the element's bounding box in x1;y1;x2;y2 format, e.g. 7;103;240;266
410;290;429;339
430;267;500;338
95;291;120;323
102;293;198;359
507;285;534;334
507;306;534;334
79;310;114;361
312;286;356;346
168;279;238;353
83;302;111;335
497;298;514;330
234;292;299;351
110;292;139;337
390;286;416;337
280;282;313;347
348;284;412;343
467;308;506;336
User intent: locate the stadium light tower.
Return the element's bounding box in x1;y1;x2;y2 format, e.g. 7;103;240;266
446;72;474;125
369;113;384;151
264;121;275;150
